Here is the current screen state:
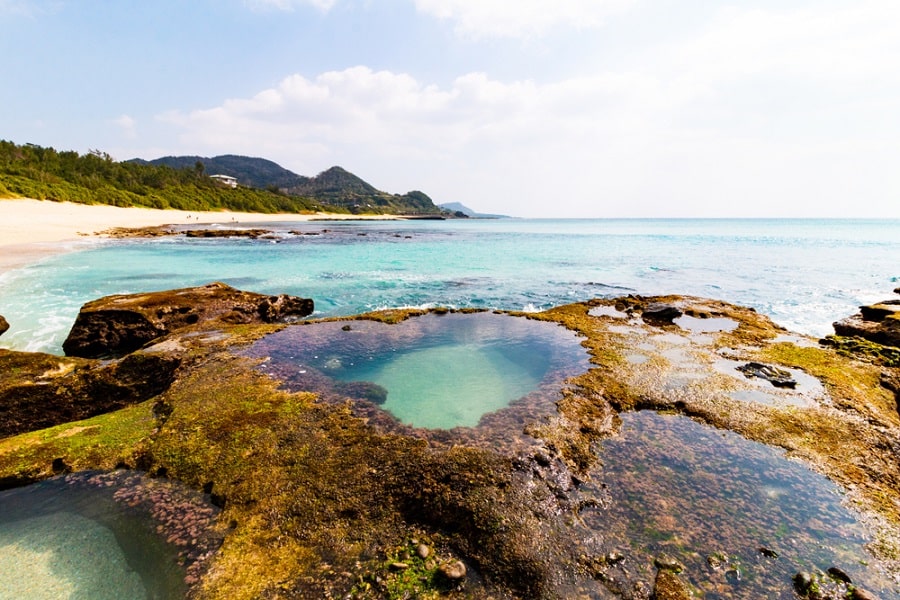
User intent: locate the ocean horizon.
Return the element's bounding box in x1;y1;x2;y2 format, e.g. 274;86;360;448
1;217;898;354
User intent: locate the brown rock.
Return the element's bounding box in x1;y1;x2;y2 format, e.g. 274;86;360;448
0;348;180;438
0;315;8;337
850;587;880;600
438;560;467;581
642;303;683;322
834;314;900;348
184;229;270;238
62;282;313;358
652;569;692;600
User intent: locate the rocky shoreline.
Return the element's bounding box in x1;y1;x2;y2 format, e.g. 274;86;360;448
1;285;899;599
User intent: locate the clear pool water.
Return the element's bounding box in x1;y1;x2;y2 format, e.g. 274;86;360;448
246;312;590;430
0;471;220;600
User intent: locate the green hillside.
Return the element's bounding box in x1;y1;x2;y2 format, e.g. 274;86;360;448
1;141;444;215
140;155;442;215
0;141;328;214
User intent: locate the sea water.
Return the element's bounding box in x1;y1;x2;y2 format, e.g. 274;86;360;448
1;218;899;354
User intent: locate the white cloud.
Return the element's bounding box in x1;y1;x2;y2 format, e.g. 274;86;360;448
243;0;336;12
157;2;900;217
112;114;137;139
413;0;633;38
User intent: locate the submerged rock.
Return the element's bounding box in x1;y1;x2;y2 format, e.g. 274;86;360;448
736;361;797;388
63;282;313;358
0;315;7;337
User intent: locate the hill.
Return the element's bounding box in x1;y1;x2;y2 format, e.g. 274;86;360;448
138;155;441;215
439;201;511;219
0;141;327;214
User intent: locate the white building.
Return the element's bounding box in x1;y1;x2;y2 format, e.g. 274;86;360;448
210;174;238;188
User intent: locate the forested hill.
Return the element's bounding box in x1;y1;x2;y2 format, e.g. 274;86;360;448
134;155;441;215
0;141;443;215
0;141;326;214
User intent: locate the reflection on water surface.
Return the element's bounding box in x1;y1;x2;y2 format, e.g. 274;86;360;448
584;411;897;598
246;312;590;430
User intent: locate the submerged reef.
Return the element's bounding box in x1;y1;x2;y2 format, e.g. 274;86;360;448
1;286;899;599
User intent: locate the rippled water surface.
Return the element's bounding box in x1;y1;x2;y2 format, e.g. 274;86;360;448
2;218;899;354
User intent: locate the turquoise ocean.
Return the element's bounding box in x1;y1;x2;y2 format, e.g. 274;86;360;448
1;218;899;354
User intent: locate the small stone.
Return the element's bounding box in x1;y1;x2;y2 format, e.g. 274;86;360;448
706;553;726;570
341;324;352;331
654;554;684;573
390;562;409;570
0;315;8;337
605;551;625;564
416;544;431;559
439;560;467;580
758;546;779;558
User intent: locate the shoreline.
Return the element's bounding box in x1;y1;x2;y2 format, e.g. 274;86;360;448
0;198;401;273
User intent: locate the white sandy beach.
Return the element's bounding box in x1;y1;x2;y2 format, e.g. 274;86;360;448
0;198;395;273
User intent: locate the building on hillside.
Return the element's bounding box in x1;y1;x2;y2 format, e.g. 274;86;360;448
210;174;238;188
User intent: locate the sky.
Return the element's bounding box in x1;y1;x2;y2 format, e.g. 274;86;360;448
2;0;899;218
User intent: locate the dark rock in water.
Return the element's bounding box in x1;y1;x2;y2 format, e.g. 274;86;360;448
652;569;692;599
758;546;779;558
833;300;900;349
0;348;180;437
642;303;683;322
63;282;313;358
826;566;852;584
184;228;270;238
0;315;8;337
737;362;797;388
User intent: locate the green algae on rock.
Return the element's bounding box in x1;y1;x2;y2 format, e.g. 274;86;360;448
1;289;899;599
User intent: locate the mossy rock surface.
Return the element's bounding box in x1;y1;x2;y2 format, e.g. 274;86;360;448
2;292;900;598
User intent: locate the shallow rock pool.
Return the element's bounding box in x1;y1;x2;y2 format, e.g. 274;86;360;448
246;312;590;430
0;471;221;600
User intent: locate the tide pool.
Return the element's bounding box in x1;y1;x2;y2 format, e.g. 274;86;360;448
1;218;899;354
246;312;590;430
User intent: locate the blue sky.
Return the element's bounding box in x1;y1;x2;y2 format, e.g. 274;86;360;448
2;0;899;217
